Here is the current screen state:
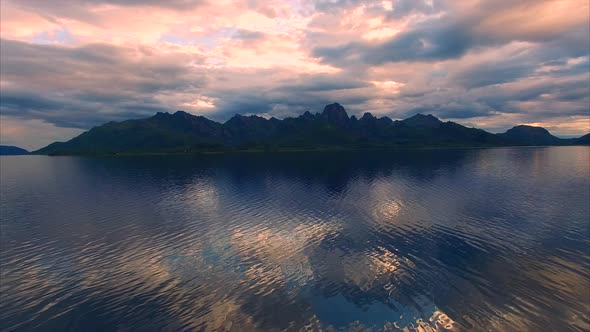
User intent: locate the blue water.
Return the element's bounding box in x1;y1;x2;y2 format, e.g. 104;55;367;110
1;147;589;331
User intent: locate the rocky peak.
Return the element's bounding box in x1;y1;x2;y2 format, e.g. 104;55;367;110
299;111;315;120
402;113;442;128
321;103;349;127
360;112;376;121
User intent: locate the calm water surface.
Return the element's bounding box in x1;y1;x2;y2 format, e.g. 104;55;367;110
1;147;589;331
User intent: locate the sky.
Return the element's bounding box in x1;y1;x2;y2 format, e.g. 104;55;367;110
1;0;589;150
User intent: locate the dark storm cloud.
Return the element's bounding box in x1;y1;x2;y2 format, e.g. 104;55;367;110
491;79;585;118
0;38;378;128
17;0;207;11
304;0;589;124
542;25;590;59
0;39;206;128
453;62;536;89
312;0;589;68
0;89;171;128
191;68;377;121
312;0;445;17
385;0;447;20
312;0;373;12
276;73;371;92
86;0;207;8
233;29;266;41
407;102;496;120
313;19;474;66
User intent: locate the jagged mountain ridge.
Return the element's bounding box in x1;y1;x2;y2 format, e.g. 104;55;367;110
34;103;589;155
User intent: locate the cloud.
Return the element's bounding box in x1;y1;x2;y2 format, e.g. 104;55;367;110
16;0;208;15
0;116;83;150
313;19;474;66
1;39;207;128
0;0;588;149
312;0;589;67
386;0;446;19
453;61;535;89
232;29;266;41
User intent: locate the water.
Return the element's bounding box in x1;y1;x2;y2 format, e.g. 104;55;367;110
1;147;589;331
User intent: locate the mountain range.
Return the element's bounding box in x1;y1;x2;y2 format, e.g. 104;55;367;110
34;103;589;155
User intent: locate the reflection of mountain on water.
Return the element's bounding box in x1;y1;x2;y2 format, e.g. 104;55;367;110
2;147;588;331
74;148;473;196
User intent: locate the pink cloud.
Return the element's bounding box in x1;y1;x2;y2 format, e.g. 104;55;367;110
0;0;588;149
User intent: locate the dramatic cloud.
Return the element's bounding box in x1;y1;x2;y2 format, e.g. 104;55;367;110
0;0;588;149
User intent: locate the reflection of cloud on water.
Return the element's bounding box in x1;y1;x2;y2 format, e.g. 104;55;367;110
160;177;220;215
307;240;457;331
338;246;404;292
466;255;590;332
29;175;456;331
3;150;588;332
83;240;258;331
309;292;456;331
202;298;256;332
231;222;340;295
365;181;404;224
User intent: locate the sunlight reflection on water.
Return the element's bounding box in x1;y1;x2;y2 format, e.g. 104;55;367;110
1;147;589;331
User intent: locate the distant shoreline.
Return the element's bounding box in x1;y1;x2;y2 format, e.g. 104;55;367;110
24;144;589;157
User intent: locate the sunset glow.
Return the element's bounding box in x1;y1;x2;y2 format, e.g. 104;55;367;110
1;0;589;149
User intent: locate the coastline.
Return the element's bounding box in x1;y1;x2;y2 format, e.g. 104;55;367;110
27;143;590;157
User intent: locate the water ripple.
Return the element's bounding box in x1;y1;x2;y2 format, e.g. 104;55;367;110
1;147;589;331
